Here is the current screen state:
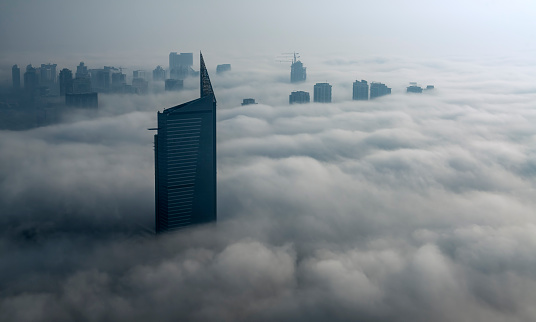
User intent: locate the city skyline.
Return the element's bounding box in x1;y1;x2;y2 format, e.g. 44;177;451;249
1;1;536;321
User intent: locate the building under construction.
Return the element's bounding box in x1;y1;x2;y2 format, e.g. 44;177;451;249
290;53;306;83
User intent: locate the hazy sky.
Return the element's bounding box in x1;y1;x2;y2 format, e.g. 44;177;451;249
2;1;536;321
1;0;535;68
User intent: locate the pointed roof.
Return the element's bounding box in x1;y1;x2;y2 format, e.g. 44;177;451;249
200;52;215;100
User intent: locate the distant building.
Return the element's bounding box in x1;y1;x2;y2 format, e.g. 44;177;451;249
66;92;98;108
370;82;391;99
153;66;166;81
314;83;332;103
133;70;147;79
90;67;114;92
154;52;217;233
169;52;194;80
241;98;257;106
12;65;20;90
24;64;39;95
132;77;148;94
40;64;57;85
290;53;306;83
425;85;435;90
73;77;92;93
111;72;126;91
353;80;369;100
216;64;231;74
289;91;310;104
59;68;74;96
407;85;423;93
76;62;89;78
165;79;184;91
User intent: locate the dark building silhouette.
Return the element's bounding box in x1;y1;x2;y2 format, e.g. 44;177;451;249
314;83;332;103
290;53;306;83
407;84;423;93
111;71;126;91
165;79;184;91
154;52;217;233
353;80;369;100
153;65;166;81
241;98;257;106
59;68;73;96
12;65;20;90
90;67;114;92
425;85;435;90
24;64;39;95
289;91;310;104
216;64;231;74
66;92;98;108
370;82;391;99
132;77;148;94
76;62;89;78
73;77;91;94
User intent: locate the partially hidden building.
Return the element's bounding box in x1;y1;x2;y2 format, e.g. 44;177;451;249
370;82;391;99
12;65;20;90
353;80;368;100
313;83;332;103
154;52;217;233
289;91;310;104
290;53;306;83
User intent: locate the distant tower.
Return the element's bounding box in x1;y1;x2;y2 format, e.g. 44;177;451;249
59;68;74;96
153;65;166;81
370;82;391;99
353;80;369;100
169;52;194;80
407;83;423;93
24;64;39;95
154;52;217;233
290;53;306;83
12;65;20;90
76;62;89;78
314;83;332;103
289;91;310;104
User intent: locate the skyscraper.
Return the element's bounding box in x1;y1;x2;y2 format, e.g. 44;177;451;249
153;65;166;81
313;83;332;103
370;82;391;99
289;91;310;104
12;65;20;90
290;53;306;83
353;80;368;100
59;68;73;96
169;52;194;80
154;52;217;233
24;64;39;95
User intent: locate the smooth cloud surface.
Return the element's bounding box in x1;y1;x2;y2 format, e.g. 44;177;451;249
1;55;536;322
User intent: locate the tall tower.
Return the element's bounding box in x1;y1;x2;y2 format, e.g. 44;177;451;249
313;83;332;103
154;52;217;233
290;53;306;83
353;80;369;100
12;65;20;90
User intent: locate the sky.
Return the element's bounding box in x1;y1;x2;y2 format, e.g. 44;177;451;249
1;1;536;321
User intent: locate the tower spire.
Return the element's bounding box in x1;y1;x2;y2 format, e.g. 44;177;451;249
200;52;215;100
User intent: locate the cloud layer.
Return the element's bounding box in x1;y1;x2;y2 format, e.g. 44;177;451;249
1;55;536;322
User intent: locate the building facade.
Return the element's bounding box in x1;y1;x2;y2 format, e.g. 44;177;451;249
12;65;20;90
314;83;332;103
59;68;73;96
353;80;369;100
289;91;310;104
155;52;217;233
370;82;391;99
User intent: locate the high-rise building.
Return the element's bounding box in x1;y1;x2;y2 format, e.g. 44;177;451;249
370;82;391;99
169;52;194;80
76;62;89;78
289;91;310;104
24;64;39;95
59;68;74;96
290;53;306;83
154;52;217;233
407;85;423;93
216;64;231;74
353;80;368;100
66;92;98;108
314;83;332;103
12;65;20;90
153;65;166;81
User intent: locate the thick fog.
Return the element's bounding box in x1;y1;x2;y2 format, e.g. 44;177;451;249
1;54;536;321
